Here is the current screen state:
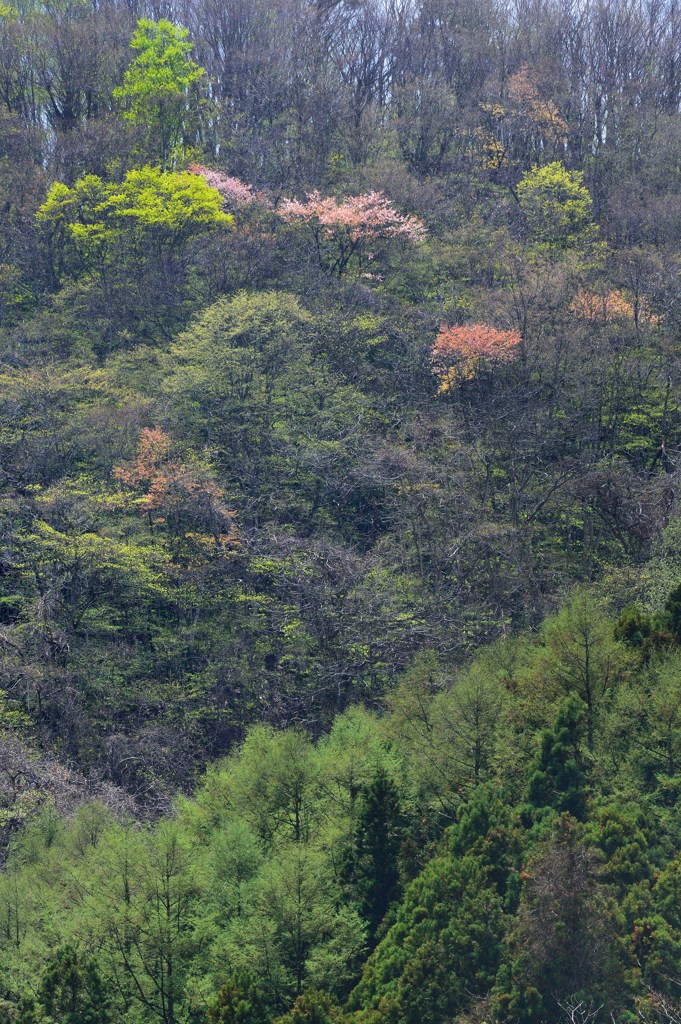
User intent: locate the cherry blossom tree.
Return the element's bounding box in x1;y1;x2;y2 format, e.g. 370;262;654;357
278;190;425;277
188;163;268;210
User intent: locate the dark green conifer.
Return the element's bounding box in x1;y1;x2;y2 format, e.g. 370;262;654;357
38;944;111;1024
526;695;589;820
344;769;403;942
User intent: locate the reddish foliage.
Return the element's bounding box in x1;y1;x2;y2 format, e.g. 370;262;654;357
570;288;661;327
114;428;237;548
507;65;568;143
113;426;171;487
186;173;424;277
431;323;521;390
278;190;425;243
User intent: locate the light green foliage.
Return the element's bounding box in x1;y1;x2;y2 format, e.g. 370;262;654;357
163;291;372;531
517;161;596;249
386;648;508;825
35;166;232;341
606;651;681;809
644;514;681;611
38;166;231;261
0;616;680;1021
4;8;681;1014
316;708;400;834
527;589;630;751
114;19;205;167
223;726;321;846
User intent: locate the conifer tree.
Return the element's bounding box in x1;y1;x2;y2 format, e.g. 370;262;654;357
345;769;403;942
38;944;112;1024
207;974;269;1024
526;695;589;820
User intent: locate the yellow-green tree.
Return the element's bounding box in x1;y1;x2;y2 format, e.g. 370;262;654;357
114;19;205;168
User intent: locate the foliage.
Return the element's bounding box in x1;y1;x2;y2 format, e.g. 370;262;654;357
342;769;403;942
114;19;205;167
430;323;522;390
188;164;266;210
38;166;231;256
525;695;589;821
38;944;112;1024
570;288;661;327
3;3;681;1021
517;162;595;249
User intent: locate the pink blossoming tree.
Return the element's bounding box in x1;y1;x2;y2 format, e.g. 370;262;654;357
278;190;426;277
188;163;268;210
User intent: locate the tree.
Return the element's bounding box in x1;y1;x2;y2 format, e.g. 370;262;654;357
38;166;232;269
532;591;629;752
207;973;269;1024
278;190;425;278
39;943;112;1024
343;769;403;943
431;323;521;390
188;164;267;210
526;696;589;821
114;19;205;168
37;166;232;342
274;990;346;1024
90;823;200;1024
517;162;596;251
113;426;238;552
225;726;320;847
161;291;370;534
350;795;513;1023
606;652;681;807
216;845;366;1003
495;818;624;1022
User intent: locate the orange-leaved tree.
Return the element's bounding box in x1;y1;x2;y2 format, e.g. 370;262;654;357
278;190;425;277
431;324;522;392
114;427;237;550
570;289;661;328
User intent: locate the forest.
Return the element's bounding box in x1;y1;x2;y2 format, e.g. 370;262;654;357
0;0;680;1020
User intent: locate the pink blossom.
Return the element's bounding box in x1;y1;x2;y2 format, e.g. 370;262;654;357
278;190;426;244
188;163;269;210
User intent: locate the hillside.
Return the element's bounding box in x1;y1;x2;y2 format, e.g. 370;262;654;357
0;1;680;1021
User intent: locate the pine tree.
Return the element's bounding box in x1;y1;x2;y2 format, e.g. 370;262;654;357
207;973;269;1024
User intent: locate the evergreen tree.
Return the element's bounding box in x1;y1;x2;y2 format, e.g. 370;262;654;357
274;991;344;1024
207;974;269;1024
495;818;623;1022
663;583;681;643
526;696;589;821
39;944;112;1024
344;769;403;942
